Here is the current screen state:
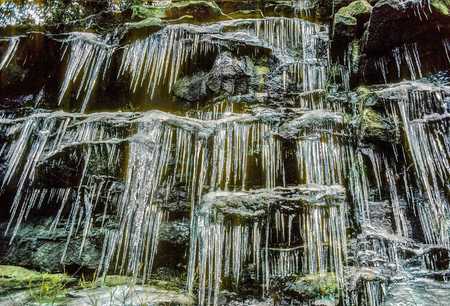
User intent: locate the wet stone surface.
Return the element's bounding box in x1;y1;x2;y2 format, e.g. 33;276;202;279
0;0;449;305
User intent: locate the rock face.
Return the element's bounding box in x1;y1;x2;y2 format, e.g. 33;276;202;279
0;221;103;273
364;0;450;53
0;0;450;305
332;0;450;84
173;52;256;102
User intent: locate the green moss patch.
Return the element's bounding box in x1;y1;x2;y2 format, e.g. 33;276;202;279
285;272;338;300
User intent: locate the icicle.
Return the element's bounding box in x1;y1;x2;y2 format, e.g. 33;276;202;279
188;185;347;306
384;158;408;236
381;85;449;244
0;37;20;71
443;38;450;63
118;25;214;99
296;133;346;185
58;34;114;112
375;57;388;83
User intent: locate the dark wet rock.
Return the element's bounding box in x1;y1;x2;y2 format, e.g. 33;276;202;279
363;0;450;54
206;51;255;95
154;220;190;270
33;146;89;188
158;220;190;246
31;141;127;189
315;0;351;18
0;221;104;273
173;52;257;102
156;184;190;215
173;72;210;102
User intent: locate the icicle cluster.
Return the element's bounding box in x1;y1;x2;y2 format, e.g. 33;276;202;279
118;25;216;99
58;34;114;112
374;42;426;83
0;109;289;281
188;186;347;306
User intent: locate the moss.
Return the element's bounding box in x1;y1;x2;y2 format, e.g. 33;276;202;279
0;265;75;303
79;274;135;289
166;1;225;20
334;0;372;31
361;108;386;131
287;272;338;300
131;1;226;22
103;275;133;287
335;13;357;26
255;65;270;89
228;9;265;19
360;108;398;143
338;0;372;18
0;265;74;292
131;5;166;20
126;17;164;29
148;279;184;292
431;0;450;15
357;86;379;106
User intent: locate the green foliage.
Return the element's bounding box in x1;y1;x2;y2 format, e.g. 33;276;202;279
29;274;69;304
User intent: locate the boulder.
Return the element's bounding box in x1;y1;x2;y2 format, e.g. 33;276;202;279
206;52;255;95
173;52;256;102
1;221;104;273
173;73;210;102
